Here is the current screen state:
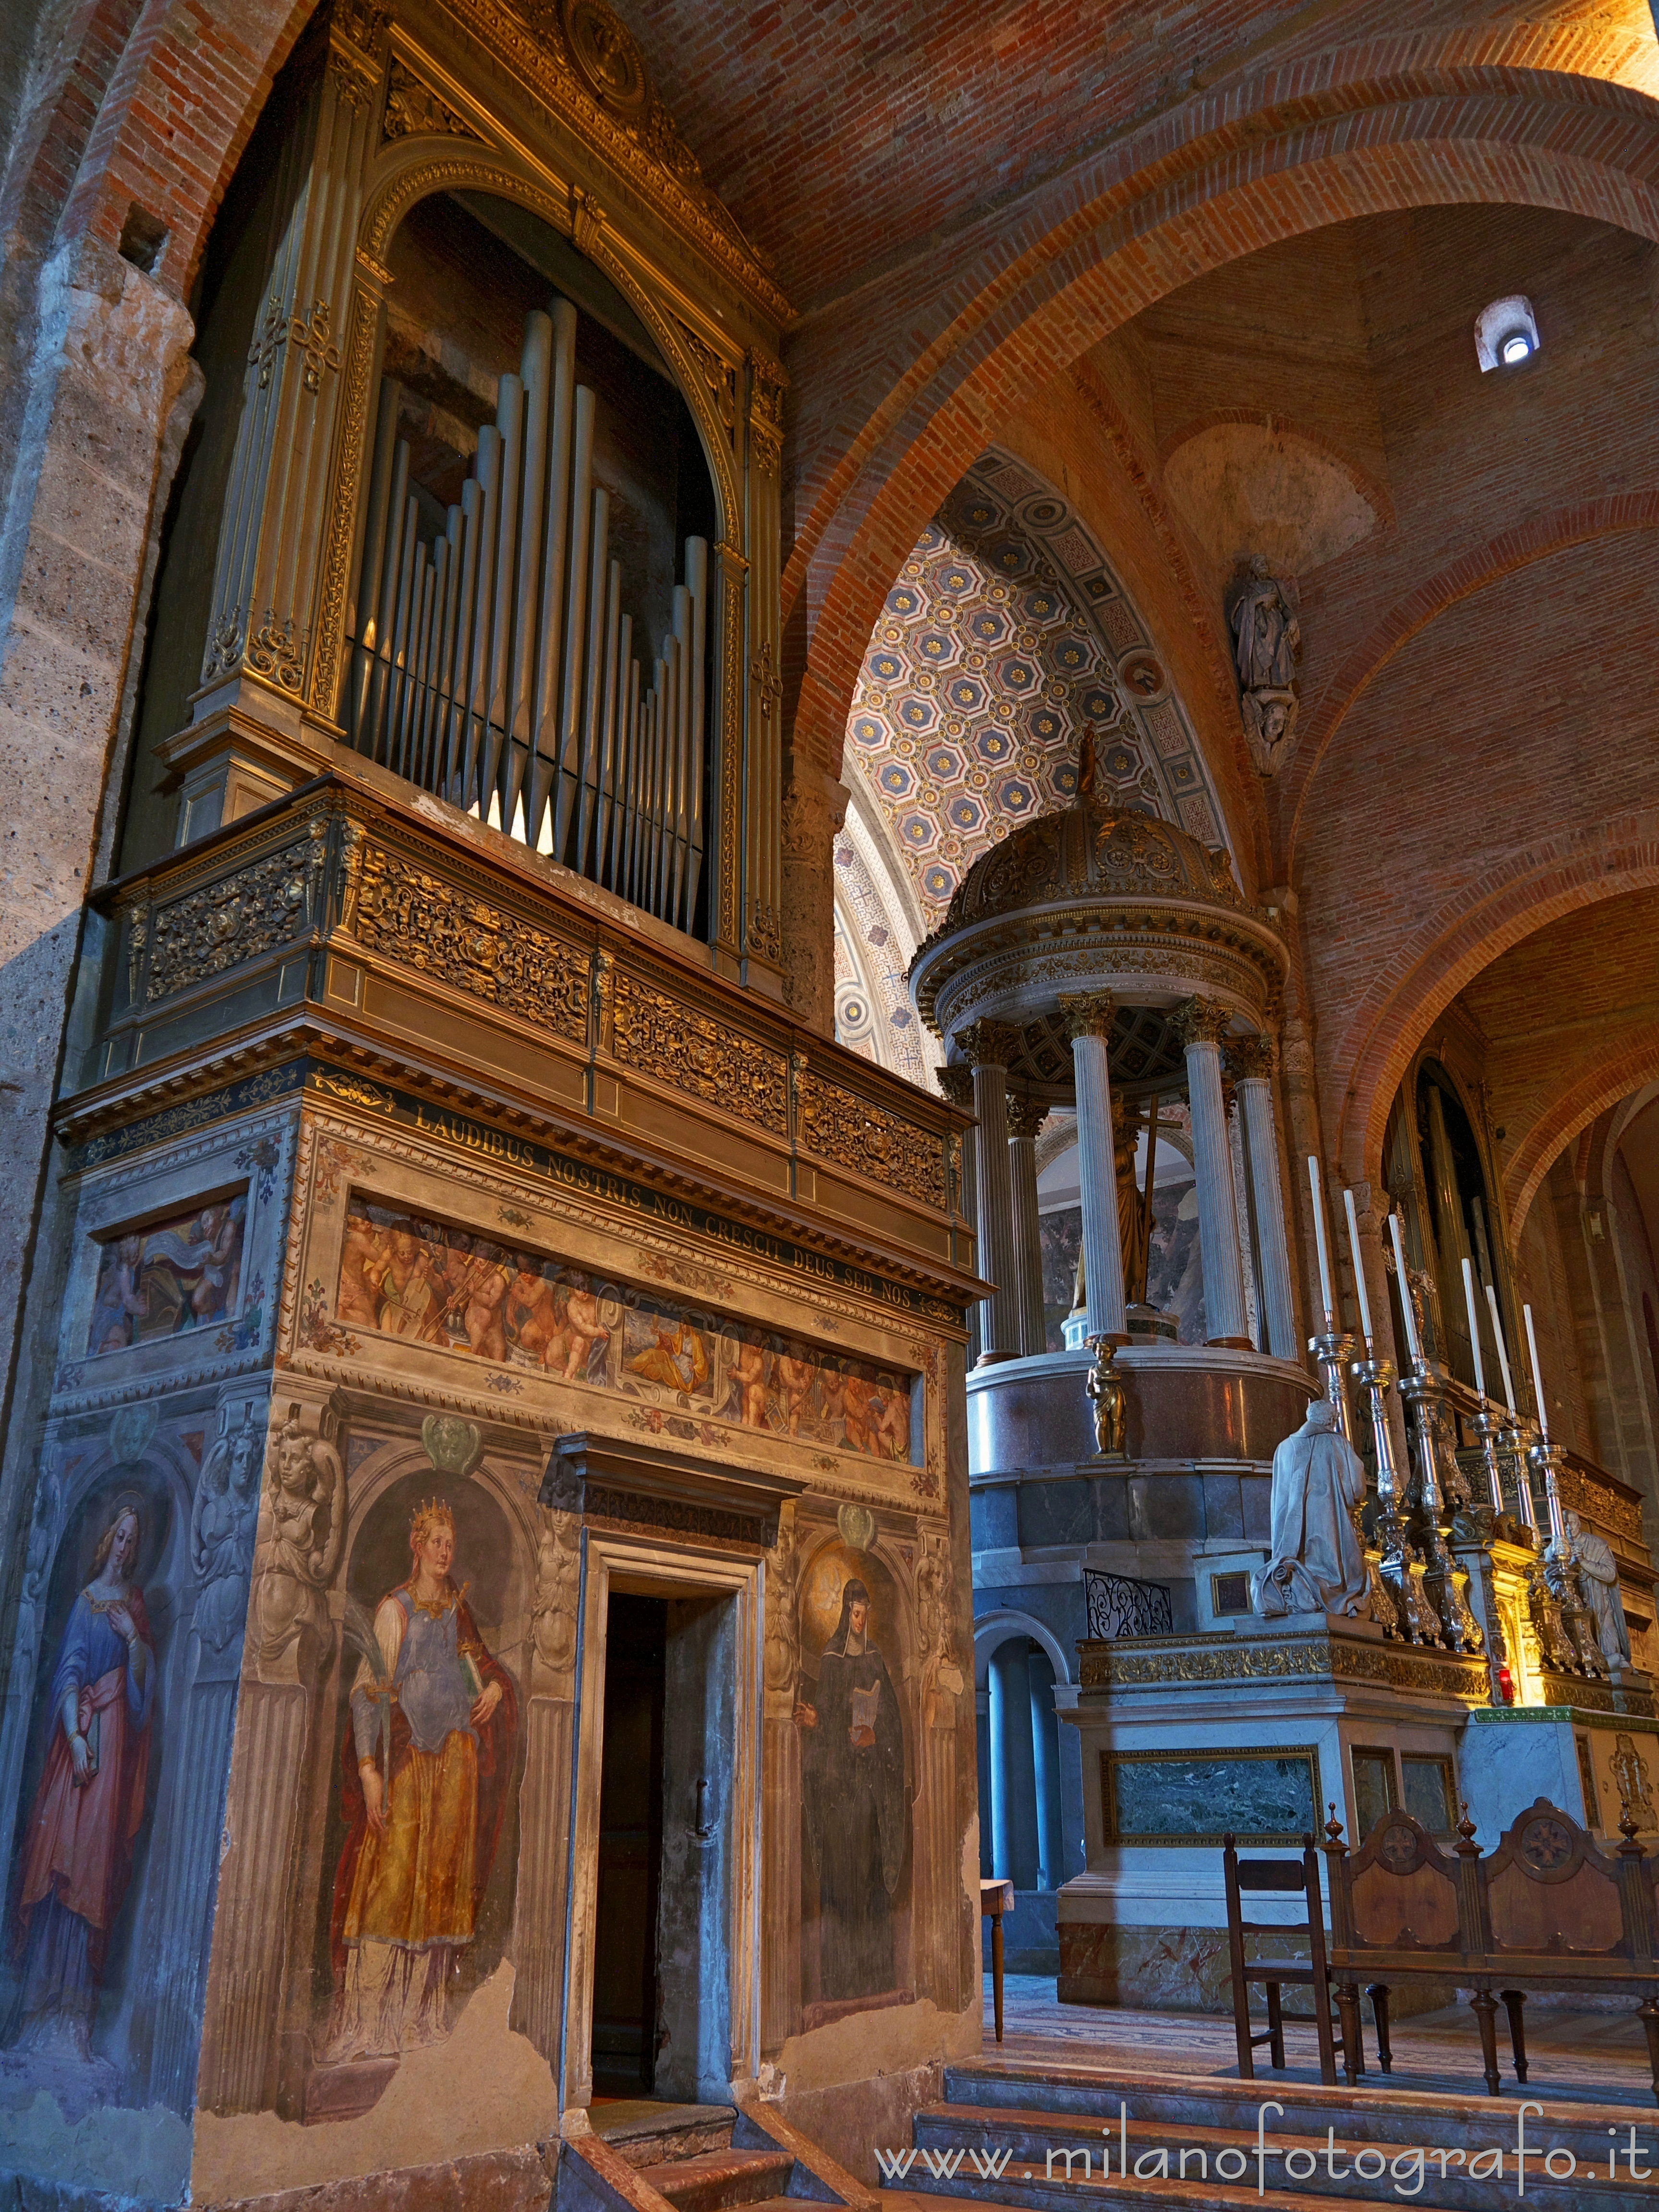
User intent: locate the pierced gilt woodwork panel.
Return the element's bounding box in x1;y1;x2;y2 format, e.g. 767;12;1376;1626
610;974;787;1133
146;831;327;1001
797;1068;947;1210
350;842;588;1039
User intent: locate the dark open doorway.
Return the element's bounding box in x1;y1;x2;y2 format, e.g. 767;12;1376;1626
591;1592;666;2097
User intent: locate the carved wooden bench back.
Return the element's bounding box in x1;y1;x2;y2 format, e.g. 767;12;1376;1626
1482;1801;1631;1960
1343;1810;1464;1954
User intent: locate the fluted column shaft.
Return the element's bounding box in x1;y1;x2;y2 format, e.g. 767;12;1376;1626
1061;995;1127;1343
1007;1094;1049;1358
956;1022;1020;1363
1176;997;1251;1348
1230;1039;1297;1360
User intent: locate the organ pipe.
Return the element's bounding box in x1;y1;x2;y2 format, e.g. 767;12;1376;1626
349;298;711;932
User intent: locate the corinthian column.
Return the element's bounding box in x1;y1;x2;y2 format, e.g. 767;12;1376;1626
1007;1093;1049;1358
1175;997;1251;1348
955;1022;1021;1363
1228;1035;1297;1359
1060;995;1127;1344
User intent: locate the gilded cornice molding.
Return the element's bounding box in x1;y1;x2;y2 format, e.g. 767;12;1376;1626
433;0;794;328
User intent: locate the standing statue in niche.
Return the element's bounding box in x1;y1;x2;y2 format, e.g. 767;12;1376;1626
796;1577;907;2003
1229;556;1301;778
5;1495;154;2066
1565;1508;1632;1664
326;1498;517;2062
1252;1399;1371;1619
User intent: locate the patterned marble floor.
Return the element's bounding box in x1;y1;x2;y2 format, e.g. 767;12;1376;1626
981;1974;1659;2108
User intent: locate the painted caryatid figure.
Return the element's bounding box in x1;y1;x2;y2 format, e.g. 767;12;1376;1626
1251;1400;1371;1620
796;1577;907;2002
6;1496;154;2062
326;1499;516;2060
1566;1508;1631;1664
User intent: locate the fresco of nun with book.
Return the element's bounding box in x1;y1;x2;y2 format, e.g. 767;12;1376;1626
337;1197;915;1463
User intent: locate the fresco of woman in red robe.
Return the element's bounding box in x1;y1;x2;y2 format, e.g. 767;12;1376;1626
325;1498;516;2060
7;1497;154;2061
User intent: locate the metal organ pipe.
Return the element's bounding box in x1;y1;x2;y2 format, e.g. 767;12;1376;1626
350;297;714;933
554;385;594;863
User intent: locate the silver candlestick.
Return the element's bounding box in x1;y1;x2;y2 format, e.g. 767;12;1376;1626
1310;1328;1356;1441
1398;1358;1482;1654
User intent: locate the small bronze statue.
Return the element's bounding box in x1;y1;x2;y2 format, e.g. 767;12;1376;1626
1086;1338;1127;1458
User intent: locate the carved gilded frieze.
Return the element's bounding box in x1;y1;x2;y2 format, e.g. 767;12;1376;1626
146;833;327;1002
797;1069;947;1209
350;842;588;1039
1077;1631;1490;1703
610;975;788;1133
381;56;478;141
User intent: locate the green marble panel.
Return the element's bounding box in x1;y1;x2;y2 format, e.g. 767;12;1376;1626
1103;1745;1320;1844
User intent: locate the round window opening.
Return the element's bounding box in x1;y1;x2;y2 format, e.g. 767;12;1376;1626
1499;330;1534;366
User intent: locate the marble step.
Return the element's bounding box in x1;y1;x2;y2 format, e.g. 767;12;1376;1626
884;2185;1378;2212
633;2145;798;2212
591;2102;739;2169
910;2100;1653;2211
941;2059;1658;2155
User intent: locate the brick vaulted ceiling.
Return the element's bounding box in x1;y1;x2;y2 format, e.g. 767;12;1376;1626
604;0;1598;313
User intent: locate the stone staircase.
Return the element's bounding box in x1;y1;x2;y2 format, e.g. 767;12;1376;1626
887;2056;1659;2212
559;2097;875;2212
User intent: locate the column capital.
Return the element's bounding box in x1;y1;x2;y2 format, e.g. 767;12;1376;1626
954;1018;1019;1070
1225;1033;1275;1082
1172;995;1232;1050
935;1064;975;1111
1006;1092;1050;1141
1059;992;1115;1042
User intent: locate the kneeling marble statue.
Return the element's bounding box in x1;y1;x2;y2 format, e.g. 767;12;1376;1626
1565;1507;1631;1664
1251;1397;1371;1621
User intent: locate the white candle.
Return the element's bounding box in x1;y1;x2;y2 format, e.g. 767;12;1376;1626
1523;1303;1550;1443
1485;1283;1517;1417
1388;1211;1422;1363
1307;1156;1334;1327
1461;1256;1487;1400
1341;1185;1373;1346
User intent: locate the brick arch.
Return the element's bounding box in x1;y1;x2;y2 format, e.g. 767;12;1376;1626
1283;495;1659;859
50;0;322;297
1508;1043;1659;1241
1329;826;1659;1187
1154;410;1397;537
784;52;1659;776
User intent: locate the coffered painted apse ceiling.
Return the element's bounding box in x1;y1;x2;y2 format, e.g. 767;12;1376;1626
833;449;1229;1082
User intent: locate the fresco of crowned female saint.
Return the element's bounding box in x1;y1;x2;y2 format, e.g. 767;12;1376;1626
796;1575;908;2004
5;1496;155;2067
325;1499;516;2063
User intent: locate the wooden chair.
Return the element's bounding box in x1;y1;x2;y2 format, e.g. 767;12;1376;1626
1223;1831;1357;2087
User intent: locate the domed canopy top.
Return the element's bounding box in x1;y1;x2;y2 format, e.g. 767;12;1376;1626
908;791;1285;1045
929;793;1244;939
